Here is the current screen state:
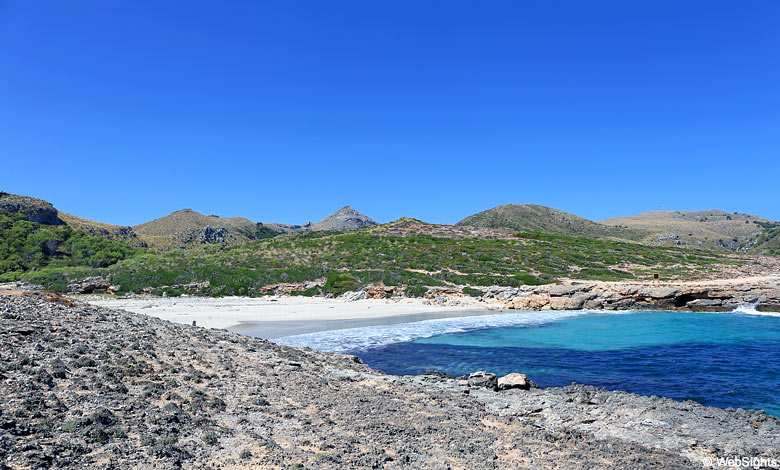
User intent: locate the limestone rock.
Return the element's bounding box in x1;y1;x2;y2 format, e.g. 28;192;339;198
639;287;679;299
549;296;585;310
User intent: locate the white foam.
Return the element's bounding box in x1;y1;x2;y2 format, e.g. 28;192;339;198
732;303;780;317
275;310;596;352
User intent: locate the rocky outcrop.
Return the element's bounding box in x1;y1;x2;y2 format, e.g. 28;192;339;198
485;278;780;313
0;193;61;225
68;276;111;294
79;225;148;248
177;225;230;245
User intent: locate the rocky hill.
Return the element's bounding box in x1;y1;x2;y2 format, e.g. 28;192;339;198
133;209;276;251
0;192;62;225
311;205;377;231
600;210;773;251
0;193;147;247
456;204;646;241
3;291;778;469
264;206;377;233
58;212;147;248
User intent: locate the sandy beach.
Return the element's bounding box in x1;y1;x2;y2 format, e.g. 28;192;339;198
86;295;492;337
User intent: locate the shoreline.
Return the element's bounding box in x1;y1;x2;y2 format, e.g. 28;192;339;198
81;272;780;341
3;291;779;469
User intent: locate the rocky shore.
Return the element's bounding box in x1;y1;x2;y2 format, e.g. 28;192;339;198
2;291;779;469
488;276;780;312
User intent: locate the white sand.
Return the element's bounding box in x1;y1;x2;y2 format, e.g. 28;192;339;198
87;295;486;330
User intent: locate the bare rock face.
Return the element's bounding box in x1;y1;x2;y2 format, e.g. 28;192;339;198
0;193;61;225
639;287;679;299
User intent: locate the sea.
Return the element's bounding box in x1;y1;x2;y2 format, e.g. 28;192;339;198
276;305;780;416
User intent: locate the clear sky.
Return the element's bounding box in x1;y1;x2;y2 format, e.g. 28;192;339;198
1;1;778;225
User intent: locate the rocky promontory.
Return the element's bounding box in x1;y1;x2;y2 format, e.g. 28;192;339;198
2;291;779;469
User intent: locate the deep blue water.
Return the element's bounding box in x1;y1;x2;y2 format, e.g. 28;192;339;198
281;310;780;416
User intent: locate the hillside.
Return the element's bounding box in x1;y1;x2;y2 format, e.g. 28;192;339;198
264;206;377;233
133;209;276;251
58;212;147;248
456;204;646;241
17;223;760;297
753;223;780;255
599;210;772;251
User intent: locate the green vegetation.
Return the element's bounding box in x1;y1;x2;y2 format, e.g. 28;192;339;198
462;287;485;297
0;211;140;283
755;225;780;255
405;285;428;297
0;209;741;295
322;272;359;296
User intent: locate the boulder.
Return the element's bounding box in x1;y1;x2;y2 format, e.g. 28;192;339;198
497;373;532;390
68;277;110;294
467;371;497;390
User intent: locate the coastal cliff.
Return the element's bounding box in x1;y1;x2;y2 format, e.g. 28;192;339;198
2;291;779;469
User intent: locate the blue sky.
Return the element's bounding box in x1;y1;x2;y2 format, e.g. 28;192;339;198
1;1;778;225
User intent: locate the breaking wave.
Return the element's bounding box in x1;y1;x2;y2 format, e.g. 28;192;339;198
275;309;600;353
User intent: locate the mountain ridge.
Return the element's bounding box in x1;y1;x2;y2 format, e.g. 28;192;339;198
1;192;778;255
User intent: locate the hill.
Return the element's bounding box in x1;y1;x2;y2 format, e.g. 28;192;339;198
599;210;773;251
58;212;147;248
264;206;377;233
133;209;277;251
311;205;377;231
20;224;751;297
0;192;61;225
456;204;646;241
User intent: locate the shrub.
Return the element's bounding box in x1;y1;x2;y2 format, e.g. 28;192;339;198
322;272;359;296
405;285;428;297
462;286;484;297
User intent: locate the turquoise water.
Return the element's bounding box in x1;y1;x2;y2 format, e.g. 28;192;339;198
349;311;780;416
415;311;780;350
